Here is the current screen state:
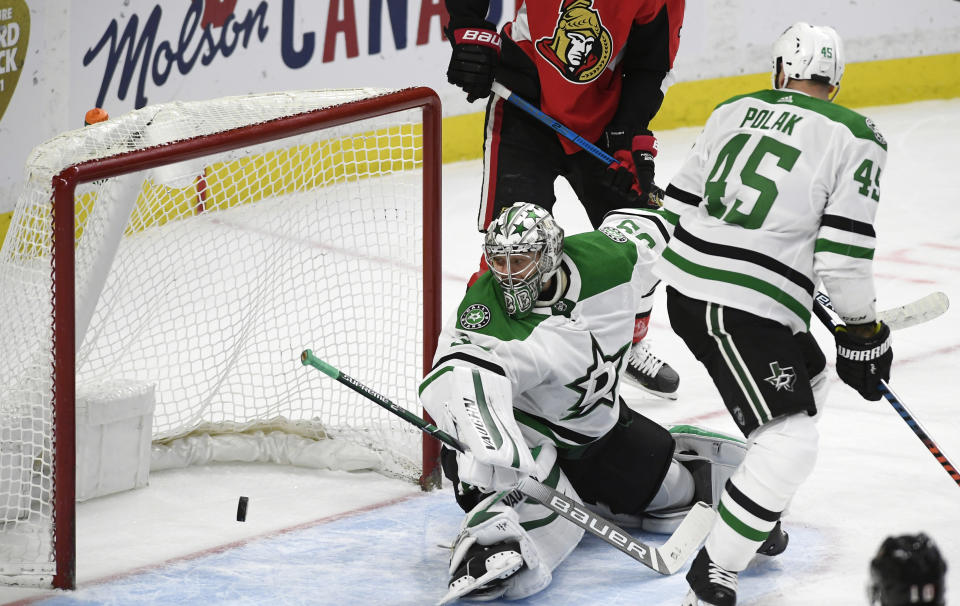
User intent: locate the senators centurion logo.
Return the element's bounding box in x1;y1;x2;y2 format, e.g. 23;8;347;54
536;0;613;83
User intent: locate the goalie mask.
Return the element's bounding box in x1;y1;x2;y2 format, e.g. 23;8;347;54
868;533;947;606
484;203;564;319
772;22;844;99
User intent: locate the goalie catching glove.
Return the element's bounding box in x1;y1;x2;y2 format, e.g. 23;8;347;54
834;321;893;401
439;496;549;604
420;366;535;493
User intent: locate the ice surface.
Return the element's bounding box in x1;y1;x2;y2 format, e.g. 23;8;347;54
3;98;959;606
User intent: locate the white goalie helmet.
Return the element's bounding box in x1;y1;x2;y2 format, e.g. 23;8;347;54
772;22;845;93
484;202;564;319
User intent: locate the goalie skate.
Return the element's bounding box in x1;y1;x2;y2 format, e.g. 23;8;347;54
623;340;679;399
438;542;524;605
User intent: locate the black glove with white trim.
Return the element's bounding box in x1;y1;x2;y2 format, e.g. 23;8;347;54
834;321;893;401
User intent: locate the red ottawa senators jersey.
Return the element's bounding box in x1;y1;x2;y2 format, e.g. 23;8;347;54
504;0;683;153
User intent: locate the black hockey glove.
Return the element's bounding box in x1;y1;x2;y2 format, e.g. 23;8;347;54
834;321;893;401
445;24;501;103
601;128;661;208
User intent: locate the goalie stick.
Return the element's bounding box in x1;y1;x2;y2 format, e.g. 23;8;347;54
300;349;714;575
815;291;949;331
813;302;960;488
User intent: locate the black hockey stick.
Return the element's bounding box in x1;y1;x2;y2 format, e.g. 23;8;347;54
300;349;714;574
812;303;960;488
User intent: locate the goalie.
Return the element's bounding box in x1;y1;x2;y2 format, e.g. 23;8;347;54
418;203;785;603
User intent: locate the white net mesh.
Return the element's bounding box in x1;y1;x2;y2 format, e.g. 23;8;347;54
0;88;436;584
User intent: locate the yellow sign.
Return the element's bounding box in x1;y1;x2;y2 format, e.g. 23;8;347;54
0;0;29;124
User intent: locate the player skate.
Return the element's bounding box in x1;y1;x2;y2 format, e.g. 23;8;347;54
623;339;680;399
682;548;739;606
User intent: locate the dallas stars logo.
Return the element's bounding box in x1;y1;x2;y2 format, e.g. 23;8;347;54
459;304;491;330
764;361;797;392
562;335;629;420
600;226;627;242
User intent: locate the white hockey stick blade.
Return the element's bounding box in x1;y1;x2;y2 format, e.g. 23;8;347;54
518;478;711;575
815;291;949;331
657;501;715;574
436;552;523;605
878;291;949;330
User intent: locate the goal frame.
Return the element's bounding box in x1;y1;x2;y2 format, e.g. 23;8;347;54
46;87;443;589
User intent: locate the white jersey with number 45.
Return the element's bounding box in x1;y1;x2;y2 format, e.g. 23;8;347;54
654;89;887;333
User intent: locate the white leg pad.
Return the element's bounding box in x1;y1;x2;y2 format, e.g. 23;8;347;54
639;426;747;534
646;458;696;512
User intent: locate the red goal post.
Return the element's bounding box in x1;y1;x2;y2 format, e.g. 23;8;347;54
0;87;442;589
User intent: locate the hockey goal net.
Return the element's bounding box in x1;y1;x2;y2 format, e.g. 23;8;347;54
0;88;442;588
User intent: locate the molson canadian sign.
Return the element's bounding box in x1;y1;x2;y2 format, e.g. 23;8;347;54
79;0;514;111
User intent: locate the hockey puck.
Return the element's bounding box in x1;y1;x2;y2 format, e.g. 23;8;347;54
236;496;249;522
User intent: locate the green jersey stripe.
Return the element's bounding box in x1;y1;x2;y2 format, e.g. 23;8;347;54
814;238;875;259
674;223;814;295
662;246;811;326
418;365;454;396
660;208;680;226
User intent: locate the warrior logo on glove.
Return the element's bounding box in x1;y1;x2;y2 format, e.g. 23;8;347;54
536;0;612;83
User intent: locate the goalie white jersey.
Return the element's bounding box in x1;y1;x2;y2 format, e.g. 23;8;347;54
420;209;670;455
653;89;887;333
